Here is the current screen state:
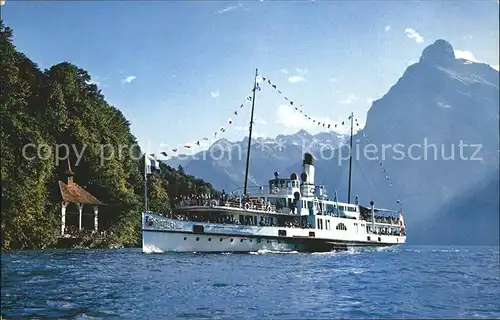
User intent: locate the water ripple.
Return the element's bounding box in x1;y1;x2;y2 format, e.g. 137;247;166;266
1;246;499;319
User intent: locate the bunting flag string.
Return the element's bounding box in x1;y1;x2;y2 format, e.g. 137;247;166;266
260;75;361;131
261;74;400;207
359;130;401;207
159;89;256;158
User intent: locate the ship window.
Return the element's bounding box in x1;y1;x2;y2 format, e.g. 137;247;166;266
196;237;200;241
367;236;371;241
378;237;381;242
309;231;315;237
336;223;347;231
220;238;223;242
193;225;204;233
184;237;187;240
326;204;335;214
230;239;234;242
268;197;287;210
278;229;287;236
240;239;244;242
208;238;211;241
257;239;261;243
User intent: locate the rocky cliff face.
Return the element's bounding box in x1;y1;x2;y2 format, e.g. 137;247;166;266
308;39;499;244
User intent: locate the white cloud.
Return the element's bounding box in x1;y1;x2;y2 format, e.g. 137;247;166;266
463;35;473;40
275;104;352;134
340;93;357;105
122;76;137;84
385;25;391;32
329;77;338;83
404;28;424;43
276;104;331;128
254;118;268;125
296;68;308;74
454;50;479;63
280;68;289;74
215;3;242;14
454;49;499;70
234;125;266;137
366;97;374;104
210;89;220;98
288;76;306;83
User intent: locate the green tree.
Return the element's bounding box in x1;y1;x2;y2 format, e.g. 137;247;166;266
0;21;219;250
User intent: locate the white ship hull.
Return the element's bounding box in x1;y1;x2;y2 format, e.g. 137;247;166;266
142;212;406;253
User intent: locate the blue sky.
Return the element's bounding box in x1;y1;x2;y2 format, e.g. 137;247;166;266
3;0;499;157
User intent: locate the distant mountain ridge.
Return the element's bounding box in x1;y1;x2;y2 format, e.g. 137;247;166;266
165;129;348;191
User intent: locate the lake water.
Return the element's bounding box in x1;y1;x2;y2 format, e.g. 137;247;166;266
1;246;499;319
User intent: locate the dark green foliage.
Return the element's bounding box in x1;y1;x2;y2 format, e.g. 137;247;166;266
0;21;217;250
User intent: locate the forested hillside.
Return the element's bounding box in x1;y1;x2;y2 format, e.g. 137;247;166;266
0;21;218;250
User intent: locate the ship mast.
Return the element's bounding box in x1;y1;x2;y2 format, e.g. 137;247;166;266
243;68;258;196
347;112;354;204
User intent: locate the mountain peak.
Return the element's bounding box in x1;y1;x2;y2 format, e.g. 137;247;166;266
295;129;311;137
419;39;455;66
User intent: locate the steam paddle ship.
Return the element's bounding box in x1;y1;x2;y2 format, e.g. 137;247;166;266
141;69;407;253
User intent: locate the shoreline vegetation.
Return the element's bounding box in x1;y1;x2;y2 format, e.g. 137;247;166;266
0;21;220;251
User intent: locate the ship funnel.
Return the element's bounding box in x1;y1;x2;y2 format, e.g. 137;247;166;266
302;153;315;185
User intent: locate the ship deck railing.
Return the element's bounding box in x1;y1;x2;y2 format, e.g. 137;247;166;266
146;215;406;236
176;198;296;216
